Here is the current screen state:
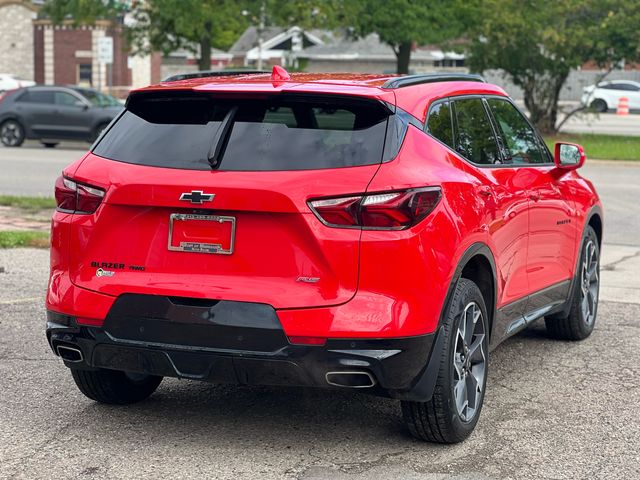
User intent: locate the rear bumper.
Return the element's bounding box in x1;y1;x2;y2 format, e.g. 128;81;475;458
46;302;444;401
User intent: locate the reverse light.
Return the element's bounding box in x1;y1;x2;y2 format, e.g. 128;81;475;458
55;175;105;214
308;188;442;230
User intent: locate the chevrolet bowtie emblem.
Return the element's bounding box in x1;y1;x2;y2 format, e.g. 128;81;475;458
180;190;215;204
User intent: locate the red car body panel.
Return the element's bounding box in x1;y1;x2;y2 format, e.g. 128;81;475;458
46;72;602;347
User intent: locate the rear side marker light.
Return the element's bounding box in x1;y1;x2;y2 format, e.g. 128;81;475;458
308;187;442;230
287;336;327;346
55;176;105;214
75;317;104;326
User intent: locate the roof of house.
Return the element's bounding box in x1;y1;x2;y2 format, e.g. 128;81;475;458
230;26;325;55
230;26;286;54
295;33;464;62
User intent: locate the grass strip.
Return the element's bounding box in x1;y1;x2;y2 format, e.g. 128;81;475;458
0;196;56;213
545;134;640;161
0;231;50;248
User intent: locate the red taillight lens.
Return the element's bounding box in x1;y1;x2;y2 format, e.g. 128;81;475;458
307;195;361;227
54;176;105;214
309;188;441;230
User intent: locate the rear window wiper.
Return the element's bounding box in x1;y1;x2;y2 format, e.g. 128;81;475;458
207;106;238;169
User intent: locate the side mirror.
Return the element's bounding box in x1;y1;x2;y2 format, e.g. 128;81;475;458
74;100;89;110
554;142;585;170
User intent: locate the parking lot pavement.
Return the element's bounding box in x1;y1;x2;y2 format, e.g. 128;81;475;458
0;248;639;479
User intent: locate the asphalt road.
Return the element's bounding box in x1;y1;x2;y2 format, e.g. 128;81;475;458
0;142;638;245
0;246;639;479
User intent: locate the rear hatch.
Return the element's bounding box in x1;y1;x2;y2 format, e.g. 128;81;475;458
67;90;397;309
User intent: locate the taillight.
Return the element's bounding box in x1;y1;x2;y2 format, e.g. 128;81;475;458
308;188;441;230
54;176;105;214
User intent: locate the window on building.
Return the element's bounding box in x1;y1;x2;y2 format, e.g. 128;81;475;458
78;64;92;87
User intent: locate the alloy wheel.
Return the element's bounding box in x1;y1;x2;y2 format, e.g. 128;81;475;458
581;240;599;326
453;301;486;422
1;120;23;146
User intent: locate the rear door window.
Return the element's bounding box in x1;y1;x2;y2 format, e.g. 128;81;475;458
17;90;54;104
93;94;391;171
451;98;501;165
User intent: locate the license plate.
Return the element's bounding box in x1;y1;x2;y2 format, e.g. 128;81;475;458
168;213;235;255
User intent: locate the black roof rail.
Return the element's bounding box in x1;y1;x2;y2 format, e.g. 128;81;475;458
382;73;486;89
162;70;268;83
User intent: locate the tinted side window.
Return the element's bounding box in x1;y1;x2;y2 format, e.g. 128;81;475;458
54;91;80;106
427;101;454;149
452;98;500;165
17;90;54;104
487;98;544;165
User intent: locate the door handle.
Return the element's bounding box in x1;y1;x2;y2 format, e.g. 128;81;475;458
529;192;541;202
477;186;492;197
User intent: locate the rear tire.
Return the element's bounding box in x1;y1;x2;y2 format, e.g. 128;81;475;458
401;278;489;443
70;368;162;405
590;99;608;113
0;119;25;147
545;226;600;341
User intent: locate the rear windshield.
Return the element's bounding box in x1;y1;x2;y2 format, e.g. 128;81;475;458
93;93;393;171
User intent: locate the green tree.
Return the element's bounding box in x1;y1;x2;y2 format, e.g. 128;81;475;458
126;0;248;71
465;0;640;133
347;0;467;74
42;0;126;23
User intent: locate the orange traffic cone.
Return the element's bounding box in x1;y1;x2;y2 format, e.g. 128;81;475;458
617;97;629;115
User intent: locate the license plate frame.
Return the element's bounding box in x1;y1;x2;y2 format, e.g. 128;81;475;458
167;213;236;255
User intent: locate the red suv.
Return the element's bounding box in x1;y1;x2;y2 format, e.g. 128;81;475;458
46;68;602;443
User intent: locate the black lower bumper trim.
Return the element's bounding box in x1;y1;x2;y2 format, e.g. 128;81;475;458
47;295;442;401
47;323;439;400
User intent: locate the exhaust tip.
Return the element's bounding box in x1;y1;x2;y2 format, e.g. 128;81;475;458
325;371;376;388
56;345;84;363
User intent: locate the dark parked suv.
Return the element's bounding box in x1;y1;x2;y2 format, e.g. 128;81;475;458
0;86;122;147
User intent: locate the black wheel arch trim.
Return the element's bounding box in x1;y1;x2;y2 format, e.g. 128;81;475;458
394;242;497;402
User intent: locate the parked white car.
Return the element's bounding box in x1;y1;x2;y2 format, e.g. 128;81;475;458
0;73;36;92
581;80;640;112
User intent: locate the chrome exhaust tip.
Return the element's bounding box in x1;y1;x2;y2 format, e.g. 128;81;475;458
325;371;376;388
56;345;84;363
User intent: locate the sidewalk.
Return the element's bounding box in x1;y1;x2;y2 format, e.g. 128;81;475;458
0;206;51;232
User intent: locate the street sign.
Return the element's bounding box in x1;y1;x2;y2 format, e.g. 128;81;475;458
97;37;113;64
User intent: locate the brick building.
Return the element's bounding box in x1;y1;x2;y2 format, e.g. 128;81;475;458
0;0;160;96
32;18;161;96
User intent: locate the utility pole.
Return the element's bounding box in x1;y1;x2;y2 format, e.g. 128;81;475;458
257;0;266;70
